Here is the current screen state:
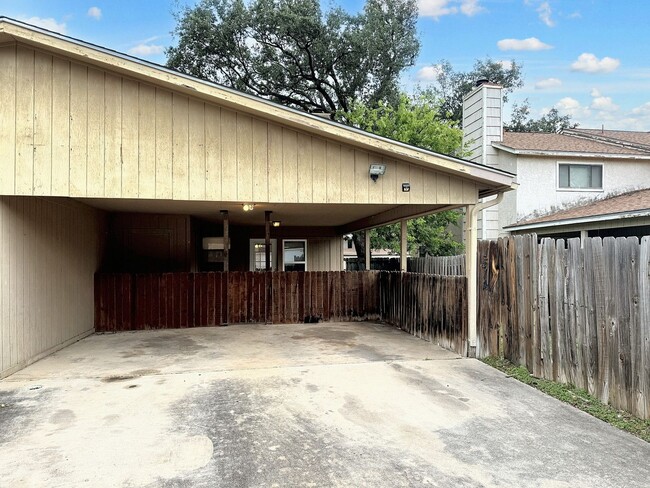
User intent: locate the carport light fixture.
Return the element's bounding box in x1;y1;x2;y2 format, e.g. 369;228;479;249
242;203;255;212
272;220;281;227
369;163;386;182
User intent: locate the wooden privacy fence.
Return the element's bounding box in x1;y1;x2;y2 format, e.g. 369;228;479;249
95;271;381;331
478;235;650;420
95;270;468;355
379;272;467;355
408;255;465;275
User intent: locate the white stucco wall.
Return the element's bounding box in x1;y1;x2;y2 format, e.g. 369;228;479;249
499;153;650;230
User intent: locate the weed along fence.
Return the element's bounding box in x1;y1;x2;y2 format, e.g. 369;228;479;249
94;271;468;355
477;235;650;420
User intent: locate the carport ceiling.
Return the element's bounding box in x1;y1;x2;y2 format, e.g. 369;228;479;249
77;198;447;227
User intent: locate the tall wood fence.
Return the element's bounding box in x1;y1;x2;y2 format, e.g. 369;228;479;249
95;270;467;355
478;235;650;420
408;255;465;275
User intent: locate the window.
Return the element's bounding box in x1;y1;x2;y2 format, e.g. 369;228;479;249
283;240;307;271
346;239;353;249
558;163;603;190
249;239;277;271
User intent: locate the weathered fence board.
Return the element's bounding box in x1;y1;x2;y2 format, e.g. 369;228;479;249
477;234;650;420
408;255;465;275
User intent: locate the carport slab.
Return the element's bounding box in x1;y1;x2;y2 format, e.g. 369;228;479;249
1;322;648;487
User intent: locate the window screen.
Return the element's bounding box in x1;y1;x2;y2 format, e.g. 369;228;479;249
558;164;602;189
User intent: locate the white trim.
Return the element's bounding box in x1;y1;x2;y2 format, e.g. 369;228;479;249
505;209;650;232
556;161;604;191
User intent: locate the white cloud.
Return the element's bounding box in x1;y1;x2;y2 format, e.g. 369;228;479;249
498;60;513;70
418;0;485;19
554;97;591;118
497;37;552;51
460;0;485;16
17;16;66;34
632;102;650;116
591;96;619;112
537;1;555;27
416;65;443;81
567;11;581;19
419;0;457;18
128;44;164;57
571;53;620;74
535;77;562;89
87;7;102;20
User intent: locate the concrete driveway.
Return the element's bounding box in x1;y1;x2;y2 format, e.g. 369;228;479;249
1;322;648;488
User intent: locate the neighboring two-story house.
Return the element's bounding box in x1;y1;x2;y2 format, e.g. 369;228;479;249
463;81;650;239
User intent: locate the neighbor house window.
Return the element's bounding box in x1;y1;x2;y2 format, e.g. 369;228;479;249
283;240;307;271
558;163;603;190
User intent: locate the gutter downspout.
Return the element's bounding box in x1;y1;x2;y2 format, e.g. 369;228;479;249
466;191;506;358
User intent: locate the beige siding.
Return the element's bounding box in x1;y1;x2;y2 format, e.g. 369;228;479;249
0;196;105;379
0;44;479;206
308;237;343;271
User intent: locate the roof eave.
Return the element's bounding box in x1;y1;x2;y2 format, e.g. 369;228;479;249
492;143;650;160
505;209;650;232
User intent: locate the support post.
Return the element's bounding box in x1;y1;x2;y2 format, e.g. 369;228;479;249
465;205;478;358
364;229;371;271
221;210;230;326
400;219;407;272
221;210;229;272
265;210;272;271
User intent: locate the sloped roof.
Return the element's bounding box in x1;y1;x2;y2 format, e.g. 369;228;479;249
0;16;517;195
564;128;650;151
505;188;650;229
495;132;650;156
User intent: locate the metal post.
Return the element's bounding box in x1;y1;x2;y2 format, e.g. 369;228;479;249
466;204;478;358
400;219;407;272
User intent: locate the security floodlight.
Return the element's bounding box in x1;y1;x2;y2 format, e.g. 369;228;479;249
369;163;386;182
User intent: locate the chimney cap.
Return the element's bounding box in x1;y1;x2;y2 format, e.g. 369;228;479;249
475;78;490;87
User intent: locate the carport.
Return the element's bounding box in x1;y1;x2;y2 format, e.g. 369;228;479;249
0;17;515;380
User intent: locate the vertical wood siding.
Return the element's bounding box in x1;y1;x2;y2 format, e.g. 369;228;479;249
0;44;477;206
0;196;105;379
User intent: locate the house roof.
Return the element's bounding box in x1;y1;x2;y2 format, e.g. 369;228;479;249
494;132;650;157
0;16;516;196
505;188;650;230
564;128;650;151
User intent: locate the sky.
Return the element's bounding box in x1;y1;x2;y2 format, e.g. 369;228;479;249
1;0;649;131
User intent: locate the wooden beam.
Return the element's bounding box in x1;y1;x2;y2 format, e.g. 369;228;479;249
339;204;459;234
265;210;272;271
221;210;229;272
400;219;407;272
364;229;371;271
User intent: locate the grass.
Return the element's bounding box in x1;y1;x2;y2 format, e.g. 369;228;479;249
482;356;650;443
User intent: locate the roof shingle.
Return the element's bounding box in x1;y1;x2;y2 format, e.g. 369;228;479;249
497;132;650;156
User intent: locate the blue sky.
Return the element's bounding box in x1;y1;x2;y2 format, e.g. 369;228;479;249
2;0;649;130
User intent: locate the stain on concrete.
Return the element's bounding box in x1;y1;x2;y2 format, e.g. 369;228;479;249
101;369;160;383
158;376;478;488
50;409;76;426
0;388;53;443
390;363;469;411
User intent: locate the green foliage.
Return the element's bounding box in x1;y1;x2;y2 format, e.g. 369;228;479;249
429;58;524;124
506;99;578;133
343;92;463;156
167;0;419;115
482;357;650;443
344;92;464;259
369;212;463;257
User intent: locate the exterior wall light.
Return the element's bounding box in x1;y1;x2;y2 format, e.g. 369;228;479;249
272;221;281;227
242;203;255;211
369;163;386;182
